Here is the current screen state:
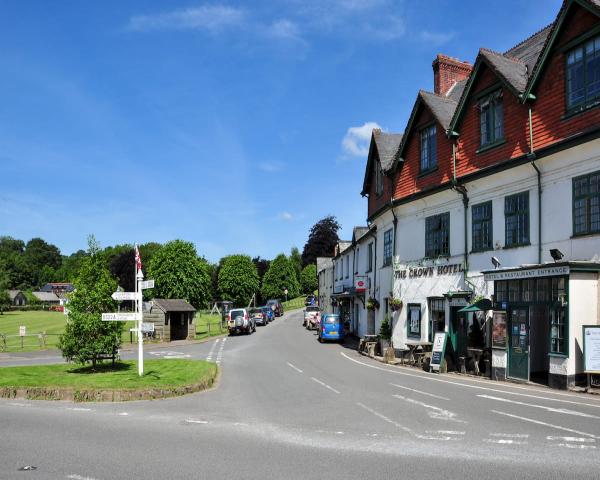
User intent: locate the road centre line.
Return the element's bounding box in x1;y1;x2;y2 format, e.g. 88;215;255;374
484;438;527;445
490;433;529;438
390;383;450;400
490;410;598;439
286;362;303;373
355;402;412;433
556;443;596;449
310;377;340;394
547;436;595;443
393;394;461;421
341;352;600;409
478;394;600;419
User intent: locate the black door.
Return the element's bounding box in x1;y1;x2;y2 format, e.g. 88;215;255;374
170;312;188;340
508;308;529;381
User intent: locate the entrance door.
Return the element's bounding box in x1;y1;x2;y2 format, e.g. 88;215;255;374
170;312;187;340
508;308;529;381
367;310;375;335
449;307;468;362
354;303;359;335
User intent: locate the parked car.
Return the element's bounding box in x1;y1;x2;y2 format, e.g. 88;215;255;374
266;299;284;317
304;294;316;306
249;307;268;326
228;308;256;335
318;313;344;343
260;306;274;323
303;306;321;330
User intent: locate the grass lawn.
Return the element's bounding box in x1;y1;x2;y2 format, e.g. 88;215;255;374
0;311;66;351
282;296;306;311
0;359;217;390
196;312;226;339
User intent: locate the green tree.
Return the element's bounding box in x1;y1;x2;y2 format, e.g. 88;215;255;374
58;236;124;368
217;255;259;307
261;254;300;300
301;216;341;267
0;270;11;314
148;240;211;308
289;247;302;284
54;249;88;283
300;264;318;294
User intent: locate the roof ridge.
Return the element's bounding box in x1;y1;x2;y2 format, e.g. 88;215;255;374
420;89;457;103
504;23;554;56
480;47;526;65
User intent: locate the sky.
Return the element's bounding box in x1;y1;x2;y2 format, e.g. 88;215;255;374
0;0;561;262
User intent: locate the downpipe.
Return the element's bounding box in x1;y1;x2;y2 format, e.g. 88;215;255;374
527;105;542;265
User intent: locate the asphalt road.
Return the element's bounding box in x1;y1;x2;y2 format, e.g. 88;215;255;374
2;309;600;479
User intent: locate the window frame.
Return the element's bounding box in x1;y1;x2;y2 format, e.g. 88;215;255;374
565;34;600;114
367;243;373;273
572;170;600;236
407;303;422;339
425;212;450;258
472;201;493;252
382;228;393;267
345;256;349;279
478;90;504;148
419;124;437;173
504;191;530;248
375;161;384;197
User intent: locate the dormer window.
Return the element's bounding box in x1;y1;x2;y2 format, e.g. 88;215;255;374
479;90;503;147
420;124;437;173
566;35;600;112
375;162;383;196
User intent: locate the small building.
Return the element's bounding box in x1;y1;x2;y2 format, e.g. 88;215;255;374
32;291;60;306
143;299;196;341
40;283;74;299
8;290;27;306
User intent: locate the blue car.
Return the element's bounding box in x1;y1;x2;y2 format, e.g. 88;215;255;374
318;314;344;343
260;306;274;323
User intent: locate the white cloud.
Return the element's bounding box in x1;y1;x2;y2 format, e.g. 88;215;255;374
258;161;284;173
128;5;245;32
419;30;455;46
266;19;302;41
279;211;293;221
341;122;381;157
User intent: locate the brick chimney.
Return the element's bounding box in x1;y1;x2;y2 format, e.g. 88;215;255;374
432;54;472;96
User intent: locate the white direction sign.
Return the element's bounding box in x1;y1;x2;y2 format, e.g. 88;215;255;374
102;312;142;322
111;291;140;301
141;322;155;333
141;279;155;290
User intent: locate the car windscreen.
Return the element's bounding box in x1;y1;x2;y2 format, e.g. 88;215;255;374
306;307;319;312
323;316;339;324
249;310;262;316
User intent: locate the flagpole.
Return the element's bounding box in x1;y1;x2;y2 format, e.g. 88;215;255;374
135;244;144;376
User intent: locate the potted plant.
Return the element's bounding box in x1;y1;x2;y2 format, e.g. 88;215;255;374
379;314;392;353
390;297;403;312
366;297;380;311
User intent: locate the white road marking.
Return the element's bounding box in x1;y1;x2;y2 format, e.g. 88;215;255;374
392;394;462;422
206;339;219;361
8;402;31;407
546;436;595;443
491;410;598;439
341;352;600;408
484;438;528;445
185;419;209;424
478;394;600;419
415;434;455;441
429;430;465;435
118;412;129;416
216;338;226;364
310;377;340;394
356;402;412;434
67;475;101;480
286;362;303;373
66;407;92;412
490;433;529;438
390;383;450;400
556;443;596;449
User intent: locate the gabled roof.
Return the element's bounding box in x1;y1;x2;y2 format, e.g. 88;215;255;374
352;226;369;244
32;291;60;302
152;298;196;313
8;290;24;301
361;129;403;195
393;90;460;168
316;257;333;273
524;0;600;98
448;24;554;134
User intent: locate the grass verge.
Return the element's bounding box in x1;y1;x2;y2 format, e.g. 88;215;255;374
282;296;306;311
0;359;218;402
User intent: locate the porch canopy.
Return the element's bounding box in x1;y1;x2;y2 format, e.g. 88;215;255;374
458;298;492;313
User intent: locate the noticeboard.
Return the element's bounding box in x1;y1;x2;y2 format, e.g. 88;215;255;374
583;325;600;374
492;311;507;349
430;332;447;372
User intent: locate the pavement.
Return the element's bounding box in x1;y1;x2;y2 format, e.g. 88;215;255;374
1;309;600;479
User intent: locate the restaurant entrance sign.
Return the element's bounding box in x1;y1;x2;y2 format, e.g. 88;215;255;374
430;332;448;373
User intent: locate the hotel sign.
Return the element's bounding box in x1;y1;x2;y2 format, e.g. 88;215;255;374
484;266;569;282
394;262;464;279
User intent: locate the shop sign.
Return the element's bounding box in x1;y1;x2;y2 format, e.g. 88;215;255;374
492;311;507;349
483;265;569;282
394;262;464;280
354;276;367;293
430;332;448;372
583;325;600;374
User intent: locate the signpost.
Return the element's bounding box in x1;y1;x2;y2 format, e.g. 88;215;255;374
111;291;140;301
141;279;154;290
430;332;447;372
19;325;26;350
102;312;142;322
583;325;600;391
141;322;155;333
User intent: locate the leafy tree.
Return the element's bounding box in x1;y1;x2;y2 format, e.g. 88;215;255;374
261;254;300;300
289;247;302;283
300;264;318;294
23;238;62;287
109;248;136;292
139;242;162;270
301;215;341;266
218;255;259;307
252;256;270;305
54;250;88;283
148;240;211;308
58;236;124;368
0;290;10;314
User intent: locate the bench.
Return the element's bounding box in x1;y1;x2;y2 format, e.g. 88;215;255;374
96;349;120;367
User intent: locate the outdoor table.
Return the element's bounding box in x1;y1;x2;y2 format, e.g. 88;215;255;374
467;348;484;375
404;341;433;366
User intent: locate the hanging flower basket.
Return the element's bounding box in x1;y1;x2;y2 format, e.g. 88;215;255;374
390;298;403;312
366;297;380;311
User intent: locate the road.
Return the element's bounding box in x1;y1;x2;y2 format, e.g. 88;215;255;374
1;309;600;479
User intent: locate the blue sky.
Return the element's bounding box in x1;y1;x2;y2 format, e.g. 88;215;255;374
0;0;560;262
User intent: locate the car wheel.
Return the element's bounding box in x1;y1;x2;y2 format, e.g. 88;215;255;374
318;336;323;343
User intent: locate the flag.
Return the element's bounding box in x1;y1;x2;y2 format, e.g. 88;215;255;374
135;245;143;273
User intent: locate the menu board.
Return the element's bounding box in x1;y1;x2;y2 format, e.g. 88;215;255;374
492;311;507;349
430;332;447;372
583;326;600;374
